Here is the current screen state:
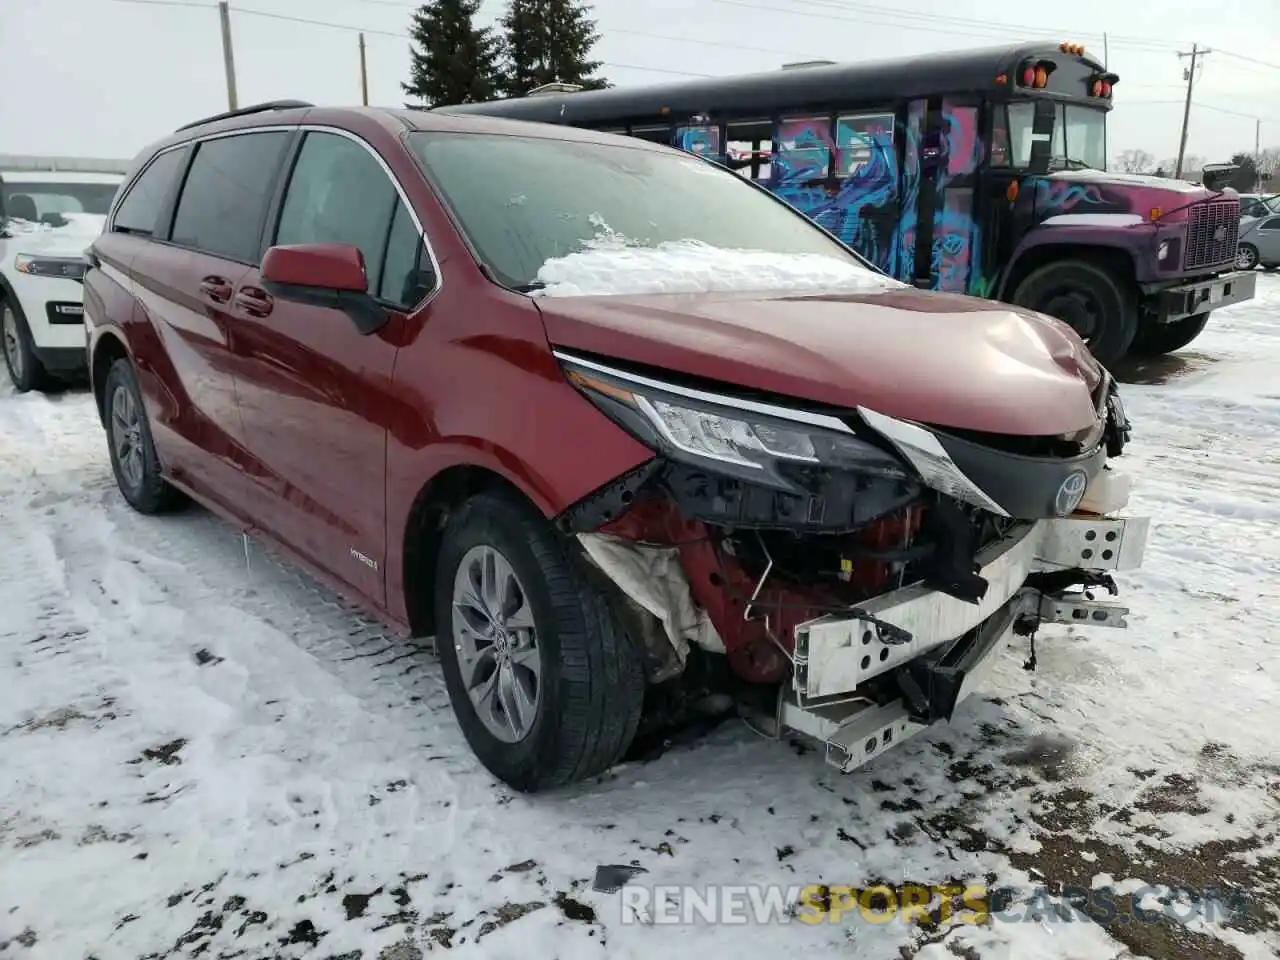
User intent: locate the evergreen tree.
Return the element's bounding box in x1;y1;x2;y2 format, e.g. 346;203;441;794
498;0;609;97
402;0;502;109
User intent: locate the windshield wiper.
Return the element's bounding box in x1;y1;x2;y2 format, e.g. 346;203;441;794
510;281;546;293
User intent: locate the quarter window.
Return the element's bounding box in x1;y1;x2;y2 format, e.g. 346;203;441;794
1259;217;1280;231
170;131;289;262
113;147;188;236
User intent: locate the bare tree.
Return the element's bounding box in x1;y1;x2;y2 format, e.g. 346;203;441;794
1257;146;1280;178
1116;149;1156;173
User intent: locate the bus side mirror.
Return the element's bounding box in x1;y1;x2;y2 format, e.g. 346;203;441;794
1027;100;1056;175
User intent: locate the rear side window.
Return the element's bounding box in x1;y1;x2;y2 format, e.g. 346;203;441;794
274;131;414;302
171;131;289;262
113;147;187;235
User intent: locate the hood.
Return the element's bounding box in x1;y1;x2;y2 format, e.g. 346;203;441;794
535;287;1104;437
1039;170;1226;220
6;213;105;257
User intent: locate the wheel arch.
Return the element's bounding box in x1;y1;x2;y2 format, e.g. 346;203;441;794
998;242;1139;302
401;463;547;638
89;330;132;426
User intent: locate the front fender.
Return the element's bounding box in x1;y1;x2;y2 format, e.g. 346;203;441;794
998;223;1165;297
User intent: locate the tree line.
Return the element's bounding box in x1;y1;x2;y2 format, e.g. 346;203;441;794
402;0;608;109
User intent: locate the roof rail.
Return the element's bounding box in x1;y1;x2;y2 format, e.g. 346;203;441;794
175;99;315;133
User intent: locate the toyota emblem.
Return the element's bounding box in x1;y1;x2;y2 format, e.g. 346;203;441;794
1054;470;1088;516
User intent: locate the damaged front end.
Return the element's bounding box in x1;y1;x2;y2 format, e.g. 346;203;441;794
553;350;1149;774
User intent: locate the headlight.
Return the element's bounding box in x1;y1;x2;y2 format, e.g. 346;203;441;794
1157;240;1170;262
556;352;911;491
14;254;87;281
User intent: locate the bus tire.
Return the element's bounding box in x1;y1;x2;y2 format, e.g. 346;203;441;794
1127;313;1210;357
1010;259;1138;368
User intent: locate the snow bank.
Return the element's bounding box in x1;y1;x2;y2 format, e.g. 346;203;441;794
531;237;904;298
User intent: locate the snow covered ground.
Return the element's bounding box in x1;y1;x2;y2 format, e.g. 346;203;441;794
2;278;1278;960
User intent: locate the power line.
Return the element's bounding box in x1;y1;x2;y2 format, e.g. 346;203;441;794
1216;49;1280;72
101;0;714;77
714;0;1180;54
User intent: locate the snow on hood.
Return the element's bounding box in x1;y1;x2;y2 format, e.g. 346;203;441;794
1044;169;1210;194
530;237;905;298
5;212;105;256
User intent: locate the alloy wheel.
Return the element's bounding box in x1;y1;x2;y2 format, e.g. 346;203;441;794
451;544;542;743
2;306;23;383
109;384;146;492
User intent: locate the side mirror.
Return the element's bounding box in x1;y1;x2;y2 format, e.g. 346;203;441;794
260;243;388;336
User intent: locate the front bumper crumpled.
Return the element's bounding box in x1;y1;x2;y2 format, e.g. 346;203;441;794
783;503;1148;773
579;467;1150;775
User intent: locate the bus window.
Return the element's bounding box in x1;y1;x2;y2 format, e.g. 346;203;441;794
1007;101;1105;170
674;123;722;159
990;107;1011;166
630;124;672;144
834;113;894;176
1063;105;1106;169
776;115;831;180
727;119;773;181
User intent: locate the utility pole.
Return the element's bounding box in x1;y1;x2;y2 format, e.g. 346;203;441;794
1174;43;1209;179
359;32;369;106
218;1;238;111
1103;32;1109;69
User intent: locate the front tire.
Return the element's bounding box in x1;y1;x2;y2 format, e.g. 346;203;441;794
2;299;51;393
1127;313;1210;357
1010;259;1138;368
433;490;645;792
103;358;186;514
1236;244;1259;270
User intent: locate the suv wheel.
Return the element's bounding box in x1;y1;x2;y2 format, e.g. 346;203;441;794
1236;244;1259;270
434;490;645;792
103;358;186;514
1011;259;1138;368
3;299;50;393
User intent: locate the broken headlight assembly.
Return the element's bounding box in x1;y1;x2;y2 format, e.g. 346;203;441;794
555;352;912;493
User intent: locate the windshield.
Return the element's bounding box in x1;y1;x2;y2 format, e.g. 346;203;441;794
1;180;119;223
1005;102;1107;171
407;131;875;291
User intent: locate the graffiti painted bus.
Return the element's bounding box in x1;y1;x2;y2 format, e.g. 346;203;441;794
436;42;1255;365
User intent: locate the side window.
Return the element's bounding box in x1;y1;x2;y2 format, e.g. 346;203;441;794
378;200;434;307
1260;217;1280;231
673;124;721;159
776;116;831;180
112;147;188;236
170;131;289;262
274;131;398;293
835;112;894;177
989;107;1011;167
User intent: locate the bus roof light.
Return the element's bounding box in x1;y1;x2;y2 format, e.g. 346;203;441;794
1101;81;1112;97
1021;65;1036;85
1034;66;1048;88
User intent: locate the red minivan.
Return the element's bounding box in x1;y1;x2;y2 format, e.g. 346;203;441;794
84;100;1150;792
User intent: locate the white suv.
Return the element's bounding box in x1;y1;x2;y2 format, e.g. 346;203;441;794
1;160;125;392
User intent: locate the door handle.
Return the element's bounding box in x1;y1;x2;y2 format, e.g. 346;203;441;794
199;276;233;303
233;286;274;318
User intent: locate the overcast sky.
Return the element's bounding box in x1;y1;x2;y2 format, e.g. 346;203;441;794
3;0;1278;167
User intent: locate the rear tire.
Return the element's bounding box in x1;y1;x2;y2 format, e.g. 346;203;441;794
2;299;51;393
433;490;646;792
1010;259;1138;368
1127;313;1210;357
103;358;187;514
